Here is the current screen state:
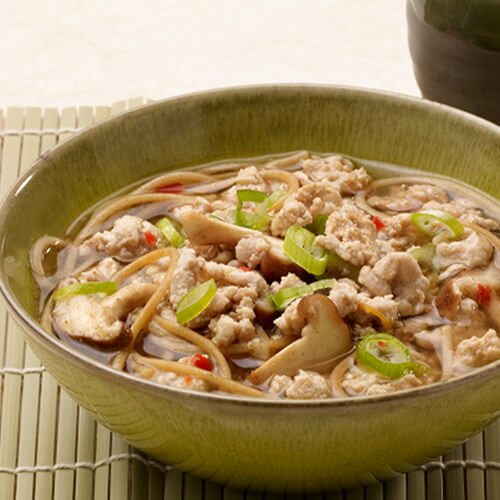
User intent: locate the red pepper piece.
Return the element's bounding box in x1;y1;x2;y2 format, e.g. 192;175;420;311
144;231;157;245
185;376;193;384
378;341;388;348
190;353;213;371
372;216;385;231
239;266;252;272
476;284;492;306
154;182;184;193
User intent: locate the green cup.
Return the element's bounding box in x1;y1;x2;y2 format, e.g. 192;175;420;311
407;0;500;124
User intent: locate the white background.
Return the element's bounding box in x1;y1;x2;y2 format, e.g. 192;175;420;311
0;0;420;107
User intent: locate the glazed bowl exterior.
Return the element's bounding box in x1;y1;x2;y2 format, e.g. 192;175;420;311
1;85;500;492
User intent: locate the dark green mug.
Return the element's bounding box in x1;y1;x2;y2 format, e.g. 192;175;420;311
407;0;500;124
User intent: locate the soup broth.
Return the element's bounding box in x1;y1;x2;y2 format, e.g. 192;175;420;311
31;152;500;399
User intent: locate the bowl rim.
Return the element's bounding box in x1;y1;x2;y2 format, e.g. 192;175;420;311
1;83;500;408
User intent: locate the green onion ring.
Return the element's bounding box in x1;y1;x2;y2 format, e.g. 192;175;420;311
175;279;217;324
157;217;185;248
357;333;419;379
271;278;336;311
411;209;463;239
283;224;328;275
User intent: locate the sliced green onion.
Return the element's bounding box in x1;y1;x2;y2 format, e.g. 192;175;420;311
53;281;118;300
409;243;436;270
411;209;463;239
357;333;419;379
283;224;328;275
157;217;185;248
237;189;269;204
235;189;269;229
326;251;360;281
306;214;328;235
271;278;336;311
260;190;287;211
175;279;217;324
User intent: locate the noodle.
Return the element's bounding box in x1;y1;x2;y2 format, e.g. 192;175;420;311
131;353;265;398
133;171;214;193
329;354;356;398
113;248;174;283
30;235;67;277
113;247;179;371
75;193;193;243
152;315;231;378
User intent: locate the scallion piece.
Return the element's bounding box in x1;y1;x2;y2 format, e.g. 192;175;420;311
306;214;328;235
175;279;217;324
53;281;118;300
409;243;436;270
283;224;328;275
270;278;336;311
235;189;269;229
411;209;463;239
357;333;419;379
157;217;185;248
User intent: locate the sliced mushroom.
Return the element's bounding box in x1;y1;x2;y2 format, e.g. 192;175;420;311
260;245;307;282
52;282;157;346
254;296;279;327
179;211;283;247
247;294;352;385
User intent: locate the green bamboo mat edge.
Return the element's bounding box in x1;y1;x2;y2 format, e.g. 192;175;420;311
0;99;499;500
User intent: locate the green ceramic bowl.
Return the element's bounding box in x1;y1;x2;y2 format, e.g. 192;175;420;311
1;85;500;493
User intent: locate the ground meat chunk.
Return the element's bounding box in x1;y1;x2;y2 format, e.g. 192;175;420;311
235;236;271;268
454;329;500;373
358;252;431;316
209;315;255;346
274;298;308;337
221;166;272;204
316;201;379;266
170;196;211;219
376;213;427;254
368;184;448;212
169;248;204;308
85;215;159;262
435;229;493;269
204;260;269;296
270;181;342;236
423;198;500;231
328;279;359;317
207;286;258;346
365;373;426;395
283;370;331;399
78;257;122;282
342;363;426;396
302;155;371;194
270;273;307;294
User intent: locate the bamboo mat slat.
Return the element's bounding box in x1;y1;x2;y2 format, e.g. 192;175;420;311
0;99;500;500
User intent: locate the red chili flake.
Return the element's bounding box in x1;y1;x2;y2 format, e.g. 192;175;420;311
372;216;385;231
476;284;492;306
239;266;252;272
190;353;213;371
185;376;193;384
378;341;388;348
154;182;184;194
144;231;157;245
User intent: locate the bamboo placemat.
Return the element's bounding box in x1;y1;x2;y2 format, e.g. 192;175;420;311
0;98;499;500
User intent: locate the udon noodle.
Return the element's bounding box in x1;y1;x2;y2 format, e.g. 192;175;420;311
31;152;500;399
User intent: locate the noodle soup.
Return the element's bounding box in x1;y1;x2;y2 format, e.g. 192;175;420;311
31;152;500;399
